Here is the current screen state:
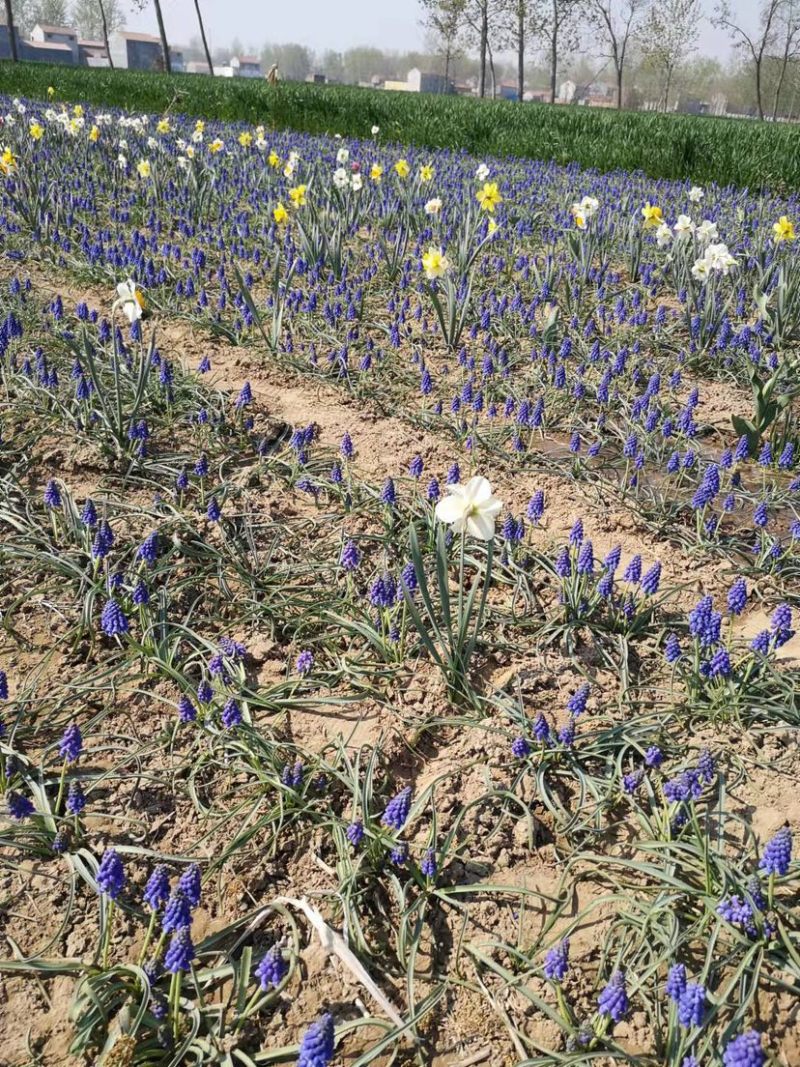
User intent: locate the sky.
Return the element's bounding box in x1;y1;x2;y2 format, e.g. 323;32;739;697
125;1;757;62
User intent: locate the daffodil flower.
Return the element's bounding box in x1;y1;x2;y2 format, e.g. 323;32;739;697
422;246;450;280
476;181;502;213
641;202;663;228
773;215;795;243
115;279;145;323
434;477;503;541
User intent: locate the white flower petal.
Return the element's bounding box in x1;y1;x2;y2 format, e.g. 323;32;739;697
466;511;496;540
464;476;493;504
435;495;468;524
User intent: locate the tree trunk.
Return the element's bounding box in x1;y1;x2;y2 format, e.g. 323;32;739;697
193;0;213;75
517;2;524;102
153;0;172;74
616;65;623;109
772;37;792;120
755;58;764;119
478;0;488;98
549;0;558;104
663;64;673;112
98;0;114;70
3;0;18;62
488;39;496;98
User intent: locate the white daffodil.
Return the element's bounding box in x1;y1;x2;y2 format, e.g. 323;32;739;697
371;125;380;136
336;147;349;165
351;172;363;191
117;153;128;169
696;219;718;243
673;214;694;237
425;197;443;215
333;167;349;190
691;256;711;282
705;242;736;274
688;185;704;202
434;476;503;541
655;223;672;247
475;162;490;181
115;279;145;323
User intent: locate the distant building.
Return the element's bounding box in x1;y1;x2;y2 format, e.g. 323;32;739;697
385;68;453;94
231;55;261;78
29;22;79;63
78;39;109;66
0;24;22;60
499;82;520;101
212;64;235;77
109;31;182;72
24;39;76;64
186;60;213;74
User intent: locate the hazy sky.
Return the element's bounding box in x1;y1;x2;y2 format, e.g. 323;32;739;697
126;1;755;61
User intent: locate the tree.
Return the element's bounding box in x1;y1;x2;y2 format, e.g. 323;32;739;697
713;0;786;119
72;0;124;43
419;0;466;82
766;0;800;118
30;0;67;24
638;0;702;111
192;0;213;74
534;0;587;105
588;0;647;108
2;0;19;59
497;0;537;101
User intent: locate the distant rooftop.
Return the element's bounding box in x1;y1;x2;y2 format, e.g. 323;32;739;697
34;23;77;35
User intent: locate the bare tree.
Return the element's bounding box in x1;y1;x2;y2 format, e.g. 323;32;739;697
192;0;213;74
533;0;586;105
497;0;538;101
419;0;466;82
713;0;786;119
588;0;647;108
767;0;800;118
639;0;702;111
2;0;19;60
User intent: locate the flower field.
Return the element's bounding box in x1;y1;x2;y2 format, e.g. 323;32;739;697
0;93;799;1067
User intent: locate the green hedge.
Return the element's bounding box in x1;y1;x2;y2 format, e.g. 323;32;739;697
0;59;795;189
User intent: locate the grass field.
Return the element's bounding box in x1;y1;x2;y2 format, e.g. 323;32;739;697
1;58;799;189
0;91;799;1066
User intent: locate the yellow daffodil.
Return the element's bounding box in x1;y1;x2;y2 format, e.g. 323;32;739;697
136;159;152;179
47;86;55;98
209;138;224;153
29;122;44;141
73;104;83;118
238;131;253;147
422;245;450;280
370;163;383;182
773;215;795;243
268;150;281;169
419;163;434;182
89;125;100;142
641;202;663;228
255;125;265;138
273;202;288;224
0;146;17;174
156;118;170;134
195;120;205;133
289;184;307;207
476;181;502;213
394;158;410;178
573;212;586;230
487;218;498;235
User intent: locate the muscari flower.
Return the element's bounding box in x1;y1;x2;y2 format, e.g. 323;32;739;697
346;819;364;847
722;1030;765;1067
143;864;171;911
382;786;412;830
59;723;82;763
759;825;792;877
543;938;570;982
297;1012;335;1067
100;600;129;637
162;890;193;932
165;928;196;973
96;848;125;899
256;943;288;989
66;780;85;815
597;970;628;1021
7;791;34;820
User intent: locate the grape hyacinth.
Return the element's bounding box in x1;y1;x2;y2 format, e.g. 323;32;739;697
759;825;792;877
543;938;570;982
597;971;629;1022
722;1030;765;1067
96;848;126;899
256;943;288;989
297;1012;335;1067
382;786;412;830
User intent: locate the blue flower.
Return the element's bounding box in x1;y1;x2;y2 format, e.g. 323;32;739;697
340;540;360;571
101;599;129;637
677;982;706;1029
165;928;196;973
346;819;364;847
44;479;62;509
597;971;628;1022
59;723;83;763
256;943;288;989
162;891;193;932
96;848;125;900
7;791;34;820
66;780;86;815
297;1012;335;1067
543;938;570;982
567;683;590;717
722;1030;765;1067
143;864;171;911
759;825;792;877
296;650;314;676
178;864;202;908
382;786;412;830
